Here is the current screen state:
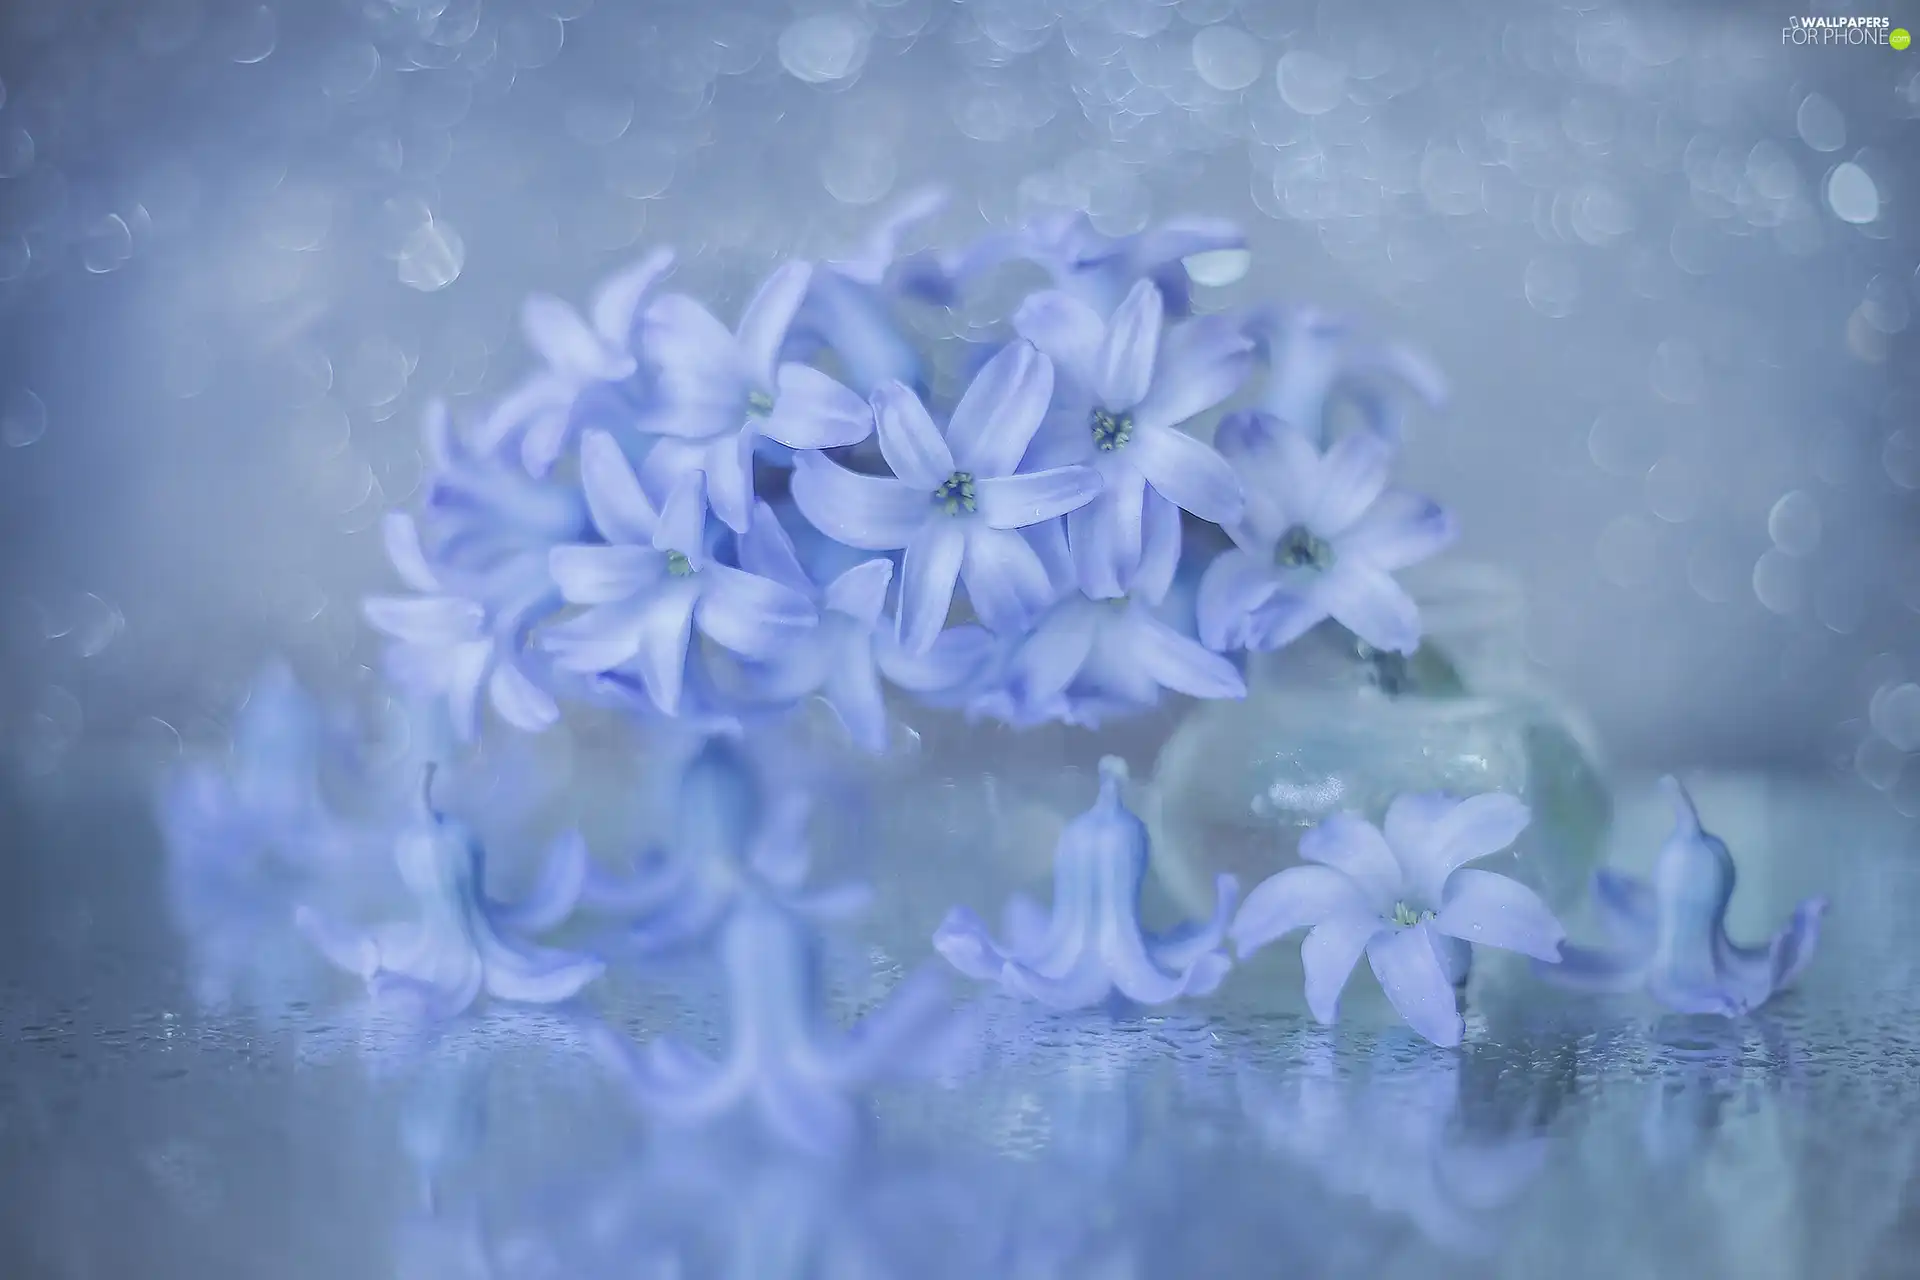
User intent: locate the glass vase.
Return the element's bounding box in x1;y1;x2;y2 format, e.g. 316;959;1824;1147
1144;561;1612;1012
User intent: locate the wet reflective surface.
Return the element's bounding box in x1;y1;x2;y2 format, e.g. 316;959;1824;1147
5;760;1916;1277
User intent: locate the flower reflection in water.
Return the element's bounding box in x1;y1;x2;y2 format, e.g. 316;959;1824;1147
1237;1039;1550;1255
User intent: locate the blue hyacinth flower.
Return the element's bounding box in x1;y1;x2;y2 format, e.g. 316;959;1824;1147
1195;410;1456;658
1240;304;1448;447
967;515;1243;729
540;428;818;717
789;339;1101;653
634;260;875;532
729;500;995;752
1536;776;1827;1016
474;247;675;476
934;757;1237;1009
295;768;604;1018
1013;278;1253;600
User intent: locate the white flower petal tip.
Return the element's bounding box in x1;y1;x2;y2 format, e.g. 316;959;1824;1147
1534;777;1827;1018
931;763;1235;1011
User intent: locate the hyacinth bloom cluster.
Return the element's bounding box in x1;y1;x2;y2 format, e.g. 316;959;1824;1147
360;191;1458;745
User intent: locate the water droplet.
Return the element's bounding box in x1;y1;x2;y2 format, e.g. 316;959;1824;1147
82;214;133;274
1645;456;1699;523
1586;407;1664;477
1191;25;1264;92
1884;429;1920;489
1751;549;1803;615
321;42;381;99
820;142;896;206
502;12;566;69
1861;275;1911;334
1275;51;1346;115
1595;514;1659;587
258;185;332;252
564;90;633;146
1825;162;1878;224
71;593;124;658
1686;537;1743;603
1767;491;1821;556
0;126;34;178
1795;92;1845;153
778;13;872;85
1855;734;1904;791
397;221;464;292
1649;340;1703;404
2;388;47;448
287;398;351;467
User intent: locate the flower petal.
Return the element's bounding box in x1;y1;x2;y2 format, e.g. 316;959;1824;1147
974;465;1103;530
1011;289;1106;391
579;429;659;543
733;261;814;389
871;380;956;490
1311;428;1394;535
1231;864;1373;958
445;640;494;741
365;595;483;646
1096;278;1164;410
695;564;819;659
1130;424;1245;526
1128;495;1175;610
1298;812;1403;911
523;294;633;382
653;470;710;559
639;295;750;438
701;432;756;535
823;558;893;627
1067;468;1147;600
946;339;1055;479
961;523;1057;636
1130;313;1253;434
1195;549;1282;651
876;622;994;692
736;502;816;598
382;513;441;593
1386;791;1531;907
1215;410;1320;540
822;645;889;753
897;517;967;653
1367;923;1464;1047
1340;490;1458;573
541;599;653;675
1129;611;1248;701
488;661;559;732
549;544;664;605
1300;910;1381;1026
590;247;675;349
999;600;1099;710
629;580;704;714
1433;869;1564;961
1318;564;1422;655
790;452;927;551
761;363;875;449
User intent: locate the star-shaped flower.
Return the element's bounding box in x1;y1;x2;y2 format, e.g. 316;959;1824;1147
1535;776;1826;1016
294;768;605;1018
474;247;675;476
540;429;818;716
636;261;876;531
1195;410;1456;657
729;500;994;752
1013;278;1252;599
934;757;1237;1009
790;339;1101;652
1230;792;1565;1048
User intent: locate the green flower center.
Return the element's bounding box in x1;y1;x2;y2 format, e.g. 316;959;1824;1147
1275;524;1337;571
1390;901;1434;928
665;550;697;577
932;471;977;516
746;390;775;417
1090;408;1134;452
